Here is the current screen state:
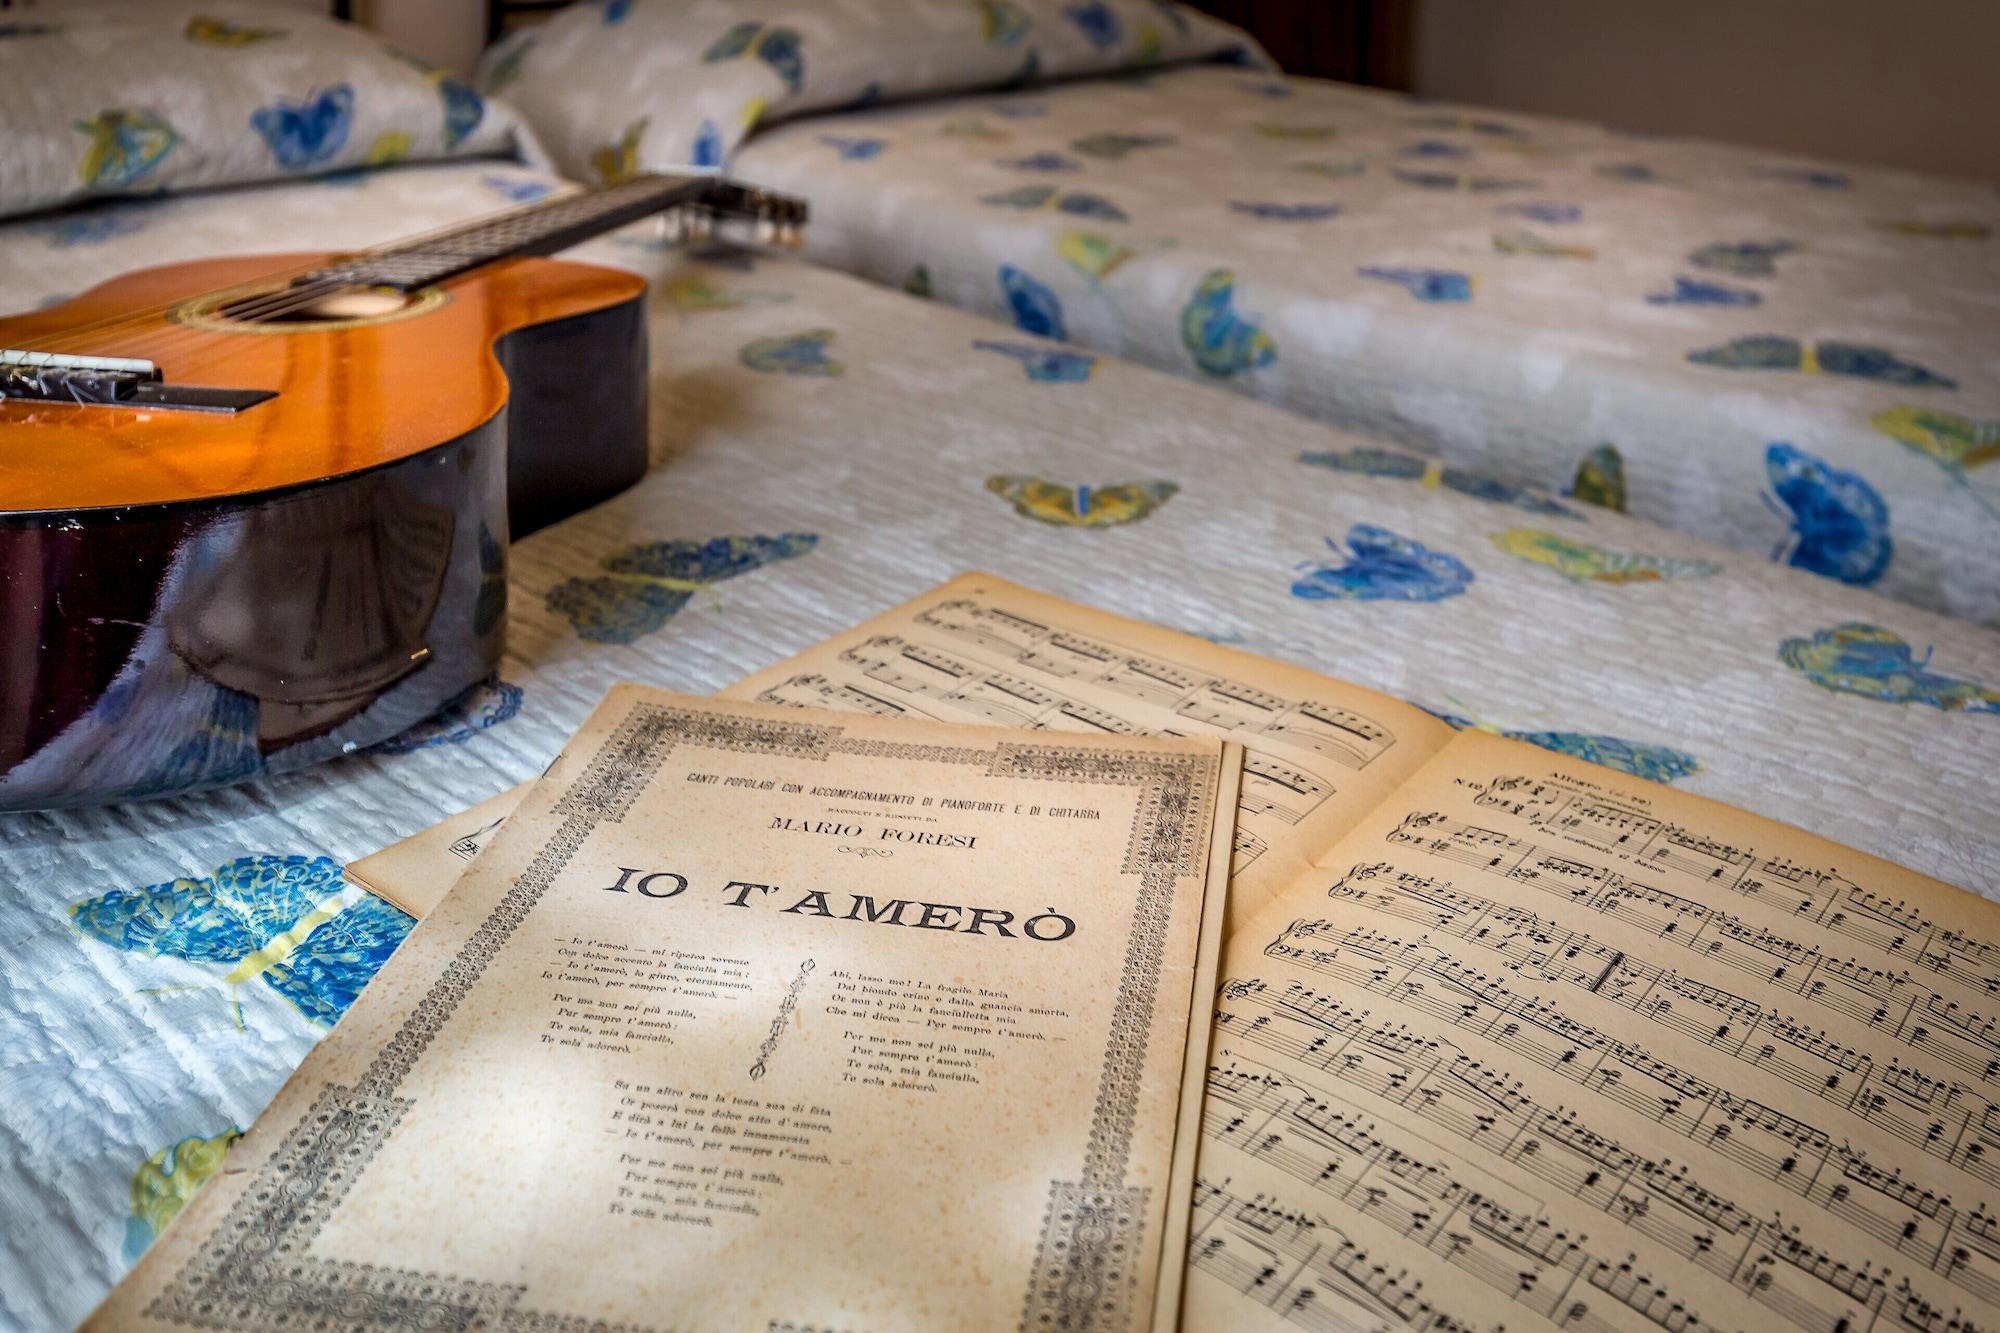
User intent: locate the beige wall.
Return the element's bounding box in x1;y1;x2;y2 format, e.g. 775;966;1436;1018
357;0;487;77
1414;0;2000;181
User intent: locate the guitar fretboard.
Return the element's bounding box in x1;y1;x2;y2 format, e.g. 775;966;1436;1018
305;174;806;292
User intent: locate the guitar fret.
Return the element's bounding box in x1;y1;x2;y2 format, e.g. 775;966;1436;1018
298;173;802;294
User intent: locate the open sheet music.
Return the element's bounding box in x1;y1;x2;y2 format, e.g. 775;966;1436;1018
339;574;2000;1333
1190;729;1999;1333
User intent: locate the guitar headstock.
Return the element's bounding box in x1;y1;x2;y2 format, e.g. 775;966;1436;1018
685;179;809;249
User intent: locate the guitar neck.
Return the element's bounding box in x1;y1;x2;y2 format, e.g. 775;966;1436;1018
312;174;807;292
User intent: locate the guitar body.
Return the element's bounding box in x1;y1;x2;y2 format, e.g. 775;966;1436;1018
0;253;649;810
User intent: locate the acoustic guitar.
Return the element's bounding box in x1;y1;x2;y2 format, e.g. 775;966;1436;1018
0;173;806;811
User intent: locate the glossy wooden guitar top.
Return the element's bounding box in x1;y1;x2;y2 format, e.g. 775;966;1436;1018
0;253;645;511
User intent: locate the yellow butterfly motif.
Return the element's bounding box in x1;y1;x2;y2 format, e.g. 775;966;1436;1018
592;118;648;185
185;16;285;45
986;476;1179;527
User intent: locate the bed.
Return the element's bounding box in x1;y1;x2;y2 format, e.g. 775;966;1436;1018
4;6;2000;1329
486;0;2000;627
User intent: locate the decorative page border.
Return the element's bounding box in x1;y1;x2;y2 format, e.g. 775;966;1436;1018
146;704;1216;1333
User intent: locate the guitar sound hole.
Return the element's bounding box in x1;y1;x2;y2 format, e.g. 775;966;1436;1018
219;287;413;324
174;283;447;333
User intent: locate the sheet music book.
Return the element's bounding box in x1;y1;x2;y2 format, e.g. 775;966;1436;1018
345;574;1999;1333
90;688;1241;1333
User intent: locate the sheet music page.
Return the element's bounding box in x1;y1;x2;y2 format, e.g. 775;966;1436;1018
344;784;520;916
729;572;1453;934
1188;727;2000;1333
347;574;1449;930
93;688;1239;1333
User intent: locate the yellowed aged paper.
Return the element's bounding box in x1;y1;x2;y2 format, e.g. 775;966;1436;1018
92;688;1238;1333
1185;727;2000;1333
343;783;523;916
350;573;1452;934
730;572;1453;933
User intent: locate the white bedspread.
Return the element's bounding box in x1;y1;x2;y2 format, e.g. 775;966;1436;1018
3;161;1997;1330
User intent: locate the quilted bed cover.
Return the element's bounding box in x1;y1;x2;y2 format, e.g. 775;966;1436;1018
2;162;1998;1330
725;65;2000;626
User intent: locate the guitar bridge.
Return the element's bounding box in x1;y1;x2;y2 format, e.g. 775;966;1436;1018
0;350;276;413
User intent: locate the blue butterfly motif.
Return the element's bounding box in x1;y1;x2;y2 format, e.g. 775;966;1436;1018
973;339;1096;382
33;212;148;247
1298;448;1581;519
839;82;885;112
1292;525;1474;602
1763;442;1891;585
980;185;1129;222
1425;710;1701;783
1398;139;1470;158
1688;239;1797;277
547;534;818;644
692;118;725;168
739;330;842;376
1645;275;1760;307
481;174;552;203
250;84;354;168
1064;1;1122;48
703;22;805;94
370;677;522;755
1000;152;1081;172
70;855;414;1028
438;78;484;148
1752;166;1850;189
603;0;634;21
1230;201;1341;222
1058;192;1127;221
1498;202;1580;225
820;135;885;161
1180;270;1275;378
999;264;1067;340
1778;624;2000;714
1391;168;1536;192
1359;265;1472;302
1598;162;1661;183
1001;48;1043;91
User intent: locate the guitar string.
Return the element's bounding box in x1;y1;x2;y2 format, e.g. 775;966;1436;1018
170;176;701;339
4;183;606;358
7;186;605;355
155;183;712;372
132;180;703;371
16;206;550;363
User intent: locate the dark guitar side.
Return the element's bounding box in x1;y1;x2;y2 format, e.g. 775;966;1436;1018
0;254;648;810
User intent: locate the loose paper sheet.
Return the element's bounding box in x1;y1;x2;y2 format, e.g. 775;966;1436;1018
344;783;519;916
350;573;1451;928
1186;728;2000;1333
94;689;1239;1333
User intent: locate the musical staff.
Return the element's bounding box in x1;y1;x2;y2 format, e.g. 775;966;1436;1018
1195;737;1999;1333
1389;813;2000;1010
1326;865;2000;1088
914;600;1397;770
736;579;1444;932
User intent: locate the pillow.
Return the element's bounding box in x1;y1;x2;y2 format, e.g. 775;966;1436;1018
0;1;530;220
480;0;1263;183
